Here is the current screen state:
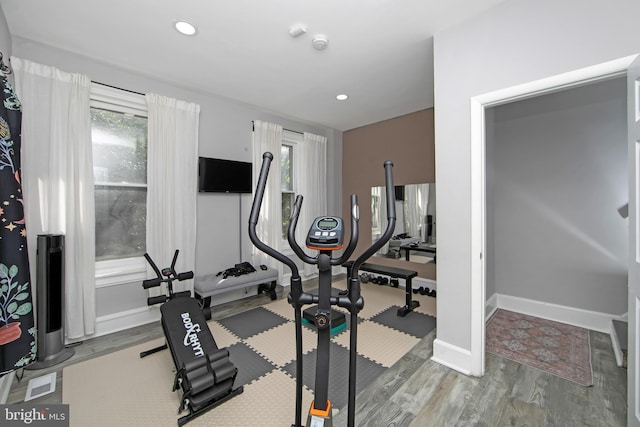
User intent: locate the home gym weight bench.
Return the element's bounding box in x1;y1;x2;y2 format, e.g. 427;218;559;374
342;261;419;317
140;250;243;426
193;265;279;308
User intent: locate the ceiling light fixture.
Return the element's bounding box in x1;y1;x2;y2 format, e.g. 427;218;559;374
174;20;197;36
336;94;349;101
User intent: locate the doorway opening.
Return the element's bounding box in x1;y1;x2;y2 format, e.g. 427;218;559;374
468;55;638;377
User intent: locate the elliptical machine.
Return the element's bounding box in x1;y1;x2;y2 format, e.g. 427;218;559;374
249;152;396;427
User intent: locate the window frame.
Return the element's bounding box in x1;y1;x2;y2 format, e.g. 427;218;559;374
90;84;149;288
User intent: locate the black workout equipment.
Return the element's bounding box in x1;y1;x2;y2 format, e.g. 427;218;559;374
140;250;243;426
249;152;396;427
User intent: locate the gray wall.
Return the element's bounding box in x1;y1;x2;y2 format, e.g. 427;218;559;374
433;0;640;375
8;36;342;318
486;77;627;314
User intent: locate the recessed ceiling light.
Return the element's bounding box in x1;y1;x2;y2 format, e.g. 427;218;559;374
175;21;197;36
336;94;349;101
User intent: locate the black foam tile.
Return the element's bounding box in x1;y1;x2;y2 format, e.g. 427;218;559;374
370;306;436;338
217;306;289;339
226;341;277;387
281;341;385;411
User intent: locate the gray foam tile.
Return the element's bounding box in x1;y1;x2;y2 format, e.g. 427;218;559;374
370;306;436;338
281;341;385;411
218;306;289;339
226;341;277;387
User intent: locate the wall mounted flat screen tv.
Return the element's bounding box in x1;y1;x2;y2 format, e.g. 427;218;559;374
198;156;253;193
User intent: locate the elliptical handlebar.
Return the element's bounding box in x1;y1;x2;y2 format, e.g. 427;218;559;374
332;194;359;265
351;160;396;274
287;195;315;264
248;152;301;278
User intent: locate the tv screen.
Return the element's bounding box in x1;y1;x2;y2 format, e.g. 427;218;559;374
198;157;252;193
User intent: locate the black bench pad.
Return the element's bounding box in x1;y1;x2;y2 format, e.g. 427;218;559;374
342;261;420;317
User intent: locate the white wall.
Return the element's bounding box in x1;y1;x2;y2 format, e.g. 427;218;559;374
432;0;640;373
9;36;342;321
486;77;627;314
0;7;9;57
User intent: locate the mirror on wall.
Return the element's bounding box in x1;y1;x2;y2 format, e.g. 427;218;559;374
371;183;436;264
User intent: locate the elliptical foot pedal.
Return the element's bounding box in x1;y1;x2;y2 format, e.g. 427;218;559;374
307;400;333;427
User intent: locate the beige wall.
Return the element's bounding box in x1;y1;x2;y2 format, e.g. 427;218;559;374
342;109;435;279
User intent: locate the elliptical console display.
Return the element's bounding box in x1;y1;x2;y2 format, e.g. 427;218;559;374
306;216;344;250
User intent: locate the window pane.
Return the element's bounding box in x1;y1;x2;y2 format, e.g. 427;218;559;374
91;108;147;184
281;145;292;192
282;192;294;240
91;105;147;261
95;186;146;260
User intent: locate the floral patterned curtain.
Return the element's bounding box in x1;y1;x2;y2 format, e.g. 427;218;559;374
0;54;36;374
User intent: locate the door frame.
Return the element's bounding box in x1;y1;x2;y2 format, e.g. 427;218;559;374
468;54;638;378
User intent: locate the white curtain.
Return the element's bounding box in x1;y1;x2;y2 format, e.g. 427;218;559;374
295;132;327;276
371;186;389;255
251;121;284;279
12;57;96;339
405;183;428;241
145;94;199;293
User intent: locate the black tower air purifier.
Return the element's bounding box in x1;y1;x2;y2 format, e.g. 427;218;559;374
26;234;74;369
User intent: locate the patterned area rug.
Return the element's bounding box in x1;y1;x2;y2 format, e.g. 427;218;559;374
486;309;593;386
62;281;436;426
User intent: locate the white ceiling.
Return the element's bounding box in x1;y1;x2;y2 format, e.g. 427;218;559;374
0;0;506;131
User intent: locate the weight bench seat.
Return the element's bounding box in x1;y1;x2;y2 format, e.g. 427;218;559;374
160;296;243;425
342;261;419;317
194;267;279;302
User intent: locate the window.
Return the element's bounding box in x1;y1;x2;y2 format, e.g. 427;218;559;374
90;84;148;286
281;144;294;239
281;130;302;241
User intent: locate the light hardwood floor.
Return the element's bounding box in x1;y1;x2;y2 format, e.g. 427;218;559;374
8;280;627;426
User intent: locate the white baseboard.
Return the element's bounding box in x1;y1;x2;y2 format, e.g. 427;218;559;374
485;294;498;319
492;293;618;333
0;371;15;404
432;338;473;376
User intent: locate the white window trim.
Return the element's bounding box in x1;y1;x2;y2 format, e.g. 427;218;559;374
90;83;148;287
90;83;147;117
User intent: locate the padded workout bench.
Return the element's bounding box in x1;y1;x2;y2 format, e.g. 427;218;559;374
140;251;243;426
342;261;419;317
160;296;243;426
194;266;279;307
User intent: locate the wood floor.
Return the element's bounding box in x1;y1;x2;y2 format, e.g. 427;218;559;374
8;280;627;426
